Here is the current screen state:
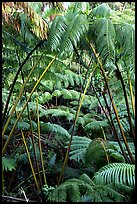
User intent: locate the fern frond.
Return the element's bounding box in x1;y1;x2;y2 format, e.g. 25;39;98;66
115;23;135;71
93;163;135;188
85;119;108;131
90;3;112;18
70;90;80;100
79;173;95;186
65;136;91;163
46;173;125;202
40;108;69;118
61;89;72;99
48;10;89;54
41;122;70;139
52;89;62;97
2;157;16;171
95;18;116;66
65;70;83;87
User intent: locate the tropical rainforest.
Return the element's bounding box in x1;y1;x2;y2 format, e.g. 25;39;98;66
2;2;135;202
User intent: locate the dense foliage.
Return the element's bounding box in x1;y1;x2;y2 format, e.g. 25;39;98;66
2;2;135;202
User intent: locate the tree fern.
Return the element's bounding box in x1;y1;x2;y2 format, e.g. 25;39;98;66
93;163;135;188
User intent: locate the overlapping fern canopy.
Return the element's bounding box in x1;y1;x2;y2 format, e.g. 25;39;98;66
2;2;135;202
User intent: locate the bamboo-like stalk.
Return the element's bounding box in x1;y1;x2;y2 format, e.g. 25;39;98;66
89;42;135;164
102;92;130;163
127;70;135;122
99;138;110;164
19;59;42;186
11;105;40;192
57;65;97;185
36;92;47;186
115;63;135;143
73;49;130;163
2;55;56;156
2;55;43;138
20;129;40;192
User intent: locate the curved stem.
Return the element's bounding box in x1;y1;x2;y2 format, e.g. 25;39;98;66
2;55;56;156
89;42;134;164
115;63;135;143
2;38;47;123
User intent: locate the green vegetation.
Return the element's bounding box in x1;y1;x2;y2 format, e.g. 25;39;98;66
2;2;135;202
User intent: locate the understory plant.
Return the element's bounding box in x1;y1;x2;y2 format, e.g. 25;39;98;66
2;2;135;202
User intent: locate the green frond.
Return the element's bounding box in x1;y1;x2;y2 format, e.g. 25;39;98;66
79;173;95;186
46;173;125;202
65;136;91;163
65;69;83;87
2;157;16;171
93;163;135;188
40;79;55;92
52;89;62;97
115;23;135;70
95;18;116;66
40;108;69;118
85;119;108;131
70;90;80;100
41;122;70;139
48;15;67;52
38;92;52;104
48;10;89;54
90;3;112;18
61;89;72;99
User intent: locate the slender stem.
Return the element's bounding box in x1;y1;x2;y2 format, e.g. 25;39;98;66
2;38;47;123
73;49;130;163
2;55;43;138
57;65;97;185
89;42;134;163
102;93;130;163
127;71;135;119
19;54;41;183
36;92;47;185
115;63;135;143
2;55;56;156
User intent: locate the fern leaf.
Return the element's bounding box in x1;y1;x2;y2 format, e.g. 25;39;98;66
93;163;135;188
38;92;52;104
85;119;108;131
61;89;72;99
79;173;95;186
42;122;70;139
65;136;91;163
47;174;125;202
70;89;80;100
95;18;116;66
48;10;88;54
52;89;62;97
2;157;16;171
60;11;89;53
90;3;112;18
